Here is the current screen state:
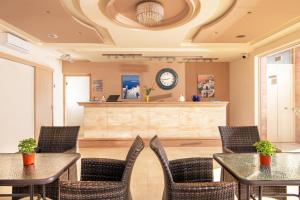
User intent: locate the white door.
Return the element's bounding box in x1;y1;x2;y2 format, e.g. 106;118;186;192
65;76;90;135
0;58;34;152
267;50;294;142
267;65;278;142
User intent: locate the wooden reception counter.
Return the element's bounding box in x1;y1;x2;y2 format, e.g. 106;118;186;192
78;101;228;145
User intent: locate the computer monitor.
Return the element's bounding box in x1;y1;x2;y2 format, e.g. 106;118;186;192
106;95;120;102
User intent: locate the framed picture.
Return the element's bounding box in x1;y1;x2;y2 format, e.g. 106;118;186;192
122;75;141;99
92;79;103;92
197;75;215;98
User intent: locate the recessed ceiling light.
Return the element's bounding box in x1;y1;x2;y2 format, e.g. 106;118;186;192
47;33;58;39
236;35;246;38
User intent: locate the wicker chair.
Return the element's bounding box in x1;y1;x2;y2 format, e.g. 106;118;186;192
12;126;80;200
219;126;286;200
59;135;144;200
150;135;236;200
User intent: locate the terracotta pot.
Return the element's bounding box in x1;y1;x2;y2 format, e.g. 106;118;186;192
260;154;272;166
22;153;35;166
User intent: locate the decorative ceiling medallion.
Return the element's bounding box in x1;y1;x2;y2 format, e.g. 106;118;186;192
100;0;200;30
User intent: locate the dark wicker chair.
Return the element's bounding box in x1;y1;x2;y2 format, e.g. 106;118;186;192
12;126;80;200
219;126;286;200
150;135;236;200
59;135;144;200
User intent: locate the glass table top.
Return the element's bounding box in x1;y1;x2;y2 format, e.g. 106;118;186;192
213;153;300;185
0;153;80;186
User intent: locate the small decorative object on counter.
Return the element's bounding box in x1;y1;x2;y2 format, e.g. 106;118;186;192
142;86;154;102
179;94;185;102
253;140;276;166
101;95;106;102
192;95;201;102
91;96;99;101
18;138;37;166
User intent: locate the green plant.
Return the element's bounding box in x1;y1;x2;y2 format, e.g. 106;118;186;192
253;140;276;156
18;138;37;154
143;86;154;96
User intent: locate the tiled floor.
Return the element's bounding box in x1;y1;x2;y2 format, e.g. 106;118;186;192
1;143;300;199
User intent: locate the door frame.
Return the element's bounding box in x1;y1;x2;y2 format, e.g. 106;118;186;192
63;74;92;126
258;48;296;142
34;67;54;139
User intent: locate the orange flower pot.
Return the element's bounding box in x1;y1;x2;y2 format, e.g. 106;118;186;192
260;154;272;166
22;153;35;166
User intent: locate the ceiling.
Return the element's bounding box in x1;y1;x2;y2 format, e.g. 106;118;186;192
101;0;199;30
0;0;299;62
0;0;102;43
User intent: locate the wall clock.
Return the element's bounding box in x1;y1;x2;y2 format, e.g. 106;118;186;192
156;68;178;90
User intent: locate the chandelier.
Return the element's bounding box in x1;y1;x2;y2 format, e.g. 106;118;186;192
136;1;164;27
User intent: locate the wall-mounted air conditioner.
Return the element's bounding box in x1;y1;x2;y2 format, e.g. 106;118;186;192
0;32;32;53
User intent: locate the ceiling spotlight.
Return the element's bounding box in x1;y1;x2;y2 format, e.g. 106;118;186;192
60;54;74;63
47;33;58;39
236;34;246;38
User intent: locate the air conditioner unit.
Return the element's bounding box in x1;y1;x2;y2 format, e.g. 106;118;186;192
0;32;32;52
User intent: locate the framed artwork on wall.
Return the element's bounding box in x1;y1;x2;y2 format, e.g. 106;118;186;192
92;79;103;92
122;75;141;99
197;75;215;98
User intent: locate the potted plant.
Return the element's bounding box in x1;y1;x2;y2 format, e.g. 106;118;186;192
142;86;154;102
18;138;37;166
253;140;276;166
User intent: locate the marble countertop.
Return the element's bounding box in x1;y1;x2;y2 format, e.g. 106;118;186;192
78;101;228;107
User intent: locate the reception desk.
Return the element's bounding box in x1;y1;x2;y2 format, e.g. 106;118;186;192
78;101;228;141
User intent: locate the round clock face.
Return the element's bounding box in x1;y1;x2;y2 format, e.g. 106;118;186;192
156;68;178;90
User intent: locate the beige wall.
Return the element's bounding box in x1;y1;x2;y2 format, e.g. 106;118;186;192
185;62;230;102
63;61;231;103
63;61;186;101
229;29;300;126
229;58;255;126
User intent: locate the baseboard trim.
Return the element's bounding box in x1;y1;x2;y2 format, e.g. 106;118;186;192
79;138;221;148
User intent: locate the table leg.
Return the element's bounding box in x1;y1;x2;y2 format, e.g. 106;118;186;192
29;185;34;200
221;168;224;181
258;186;262;200
246;185;250;200
238;183;242;200
42;185;46;200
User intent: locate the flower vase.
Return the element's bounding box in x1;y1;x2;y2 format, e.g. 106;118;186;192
145;95;150;102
